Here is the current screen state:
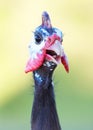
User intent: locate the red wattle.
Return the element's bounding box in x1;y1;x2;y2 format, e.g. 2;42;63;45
61;55;69;73
25;50;46;73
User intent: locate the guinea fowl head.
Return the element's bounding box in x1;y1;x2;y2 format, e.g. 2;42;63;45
25;11;69;73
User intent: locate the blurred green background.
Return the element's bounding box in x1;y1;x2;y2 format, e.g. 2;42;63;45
0;0;93;130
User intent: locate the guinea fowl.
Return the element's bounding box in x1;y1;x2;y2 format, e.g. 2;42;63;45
25;11;69;130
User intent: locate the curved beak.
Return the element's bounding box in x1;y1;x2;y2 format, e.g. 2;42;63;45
44;34;69;73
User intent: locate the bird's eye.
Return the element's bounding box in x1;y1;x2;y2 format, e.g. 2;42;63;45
34;32;43;44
